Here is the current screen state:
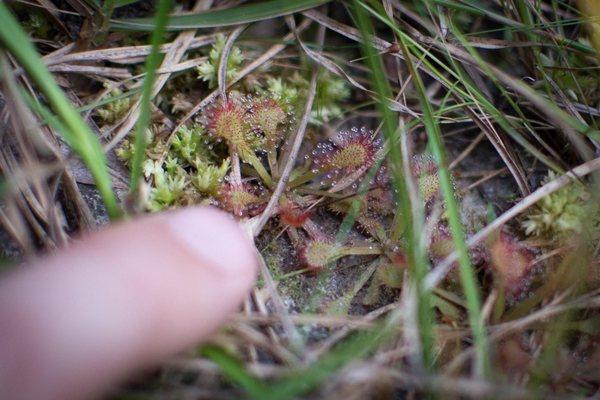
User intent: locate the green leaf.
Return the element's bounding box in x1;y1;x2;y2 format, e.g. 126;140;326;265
110;0;331;31
0;3;121;219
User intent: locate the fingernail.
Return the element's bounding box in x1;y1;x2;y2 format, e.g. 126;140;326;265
164;207;257;277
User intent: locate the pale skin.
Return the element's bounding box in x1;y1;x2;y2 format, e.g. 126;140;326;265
0;207;258;400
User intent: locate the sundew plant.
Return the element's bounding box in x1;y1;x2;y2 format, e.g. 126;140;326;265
1;0;600;399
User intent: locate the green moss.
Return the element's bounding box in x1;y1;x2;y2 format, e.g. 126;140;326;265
291;71;350;124
23;12;50;38
192;158;230;195
143;160;187;211
97;85;135;124
171;124;210;164
263;77;299;108
115;140;135;166
197;34;244;88
522;171;591;241
256;71;349;125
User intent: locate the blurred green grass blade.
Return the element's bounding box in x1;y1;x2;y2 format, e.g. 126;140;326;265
200;346;269;399
79;87;141;114
263;312;401;400
351;0;435;370
428;0;486;15
16;88;141;132
363;0;492;378
0;3;121;219
103;0;115;21
81;0;104;11
21;88;70;141
129;0;172;194
113;0;141;7
111;0;331;31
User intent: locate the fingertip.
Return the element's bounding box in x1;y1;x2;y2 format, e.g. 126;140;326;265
162;206;258;282
0;206;259;400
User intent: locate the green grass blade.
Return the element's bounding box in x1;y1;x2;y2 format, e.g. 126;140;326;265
113;0;141;7
21;88;71;142
363;0;492;378
351;0;435;370
361;0;565;173
110;0;331;31
263;311;402;400
430;0;594;54
129;0;172;194
84;0;101;7
79;87;142;114
200;346;269;399
0;3;121;219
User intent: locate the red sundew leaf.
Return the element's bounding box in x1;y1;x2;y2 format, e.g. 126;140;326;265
278;200;311;228
311;127;381;176
248;98;288;146
489;232;535;296
205;99;248;146
298;240;338;272
217;182;264;218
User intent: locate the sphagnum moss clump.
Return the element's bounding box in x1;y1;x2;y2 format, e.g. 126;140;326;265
521;171;591;241
197;34;244;89
97;84;135;124
257;70;349;125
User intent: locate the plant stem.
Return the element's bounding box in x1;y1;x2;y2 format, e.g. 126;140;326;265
267;146;279;178
339;245;382;257
289;170;319;188
243;151;273;187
